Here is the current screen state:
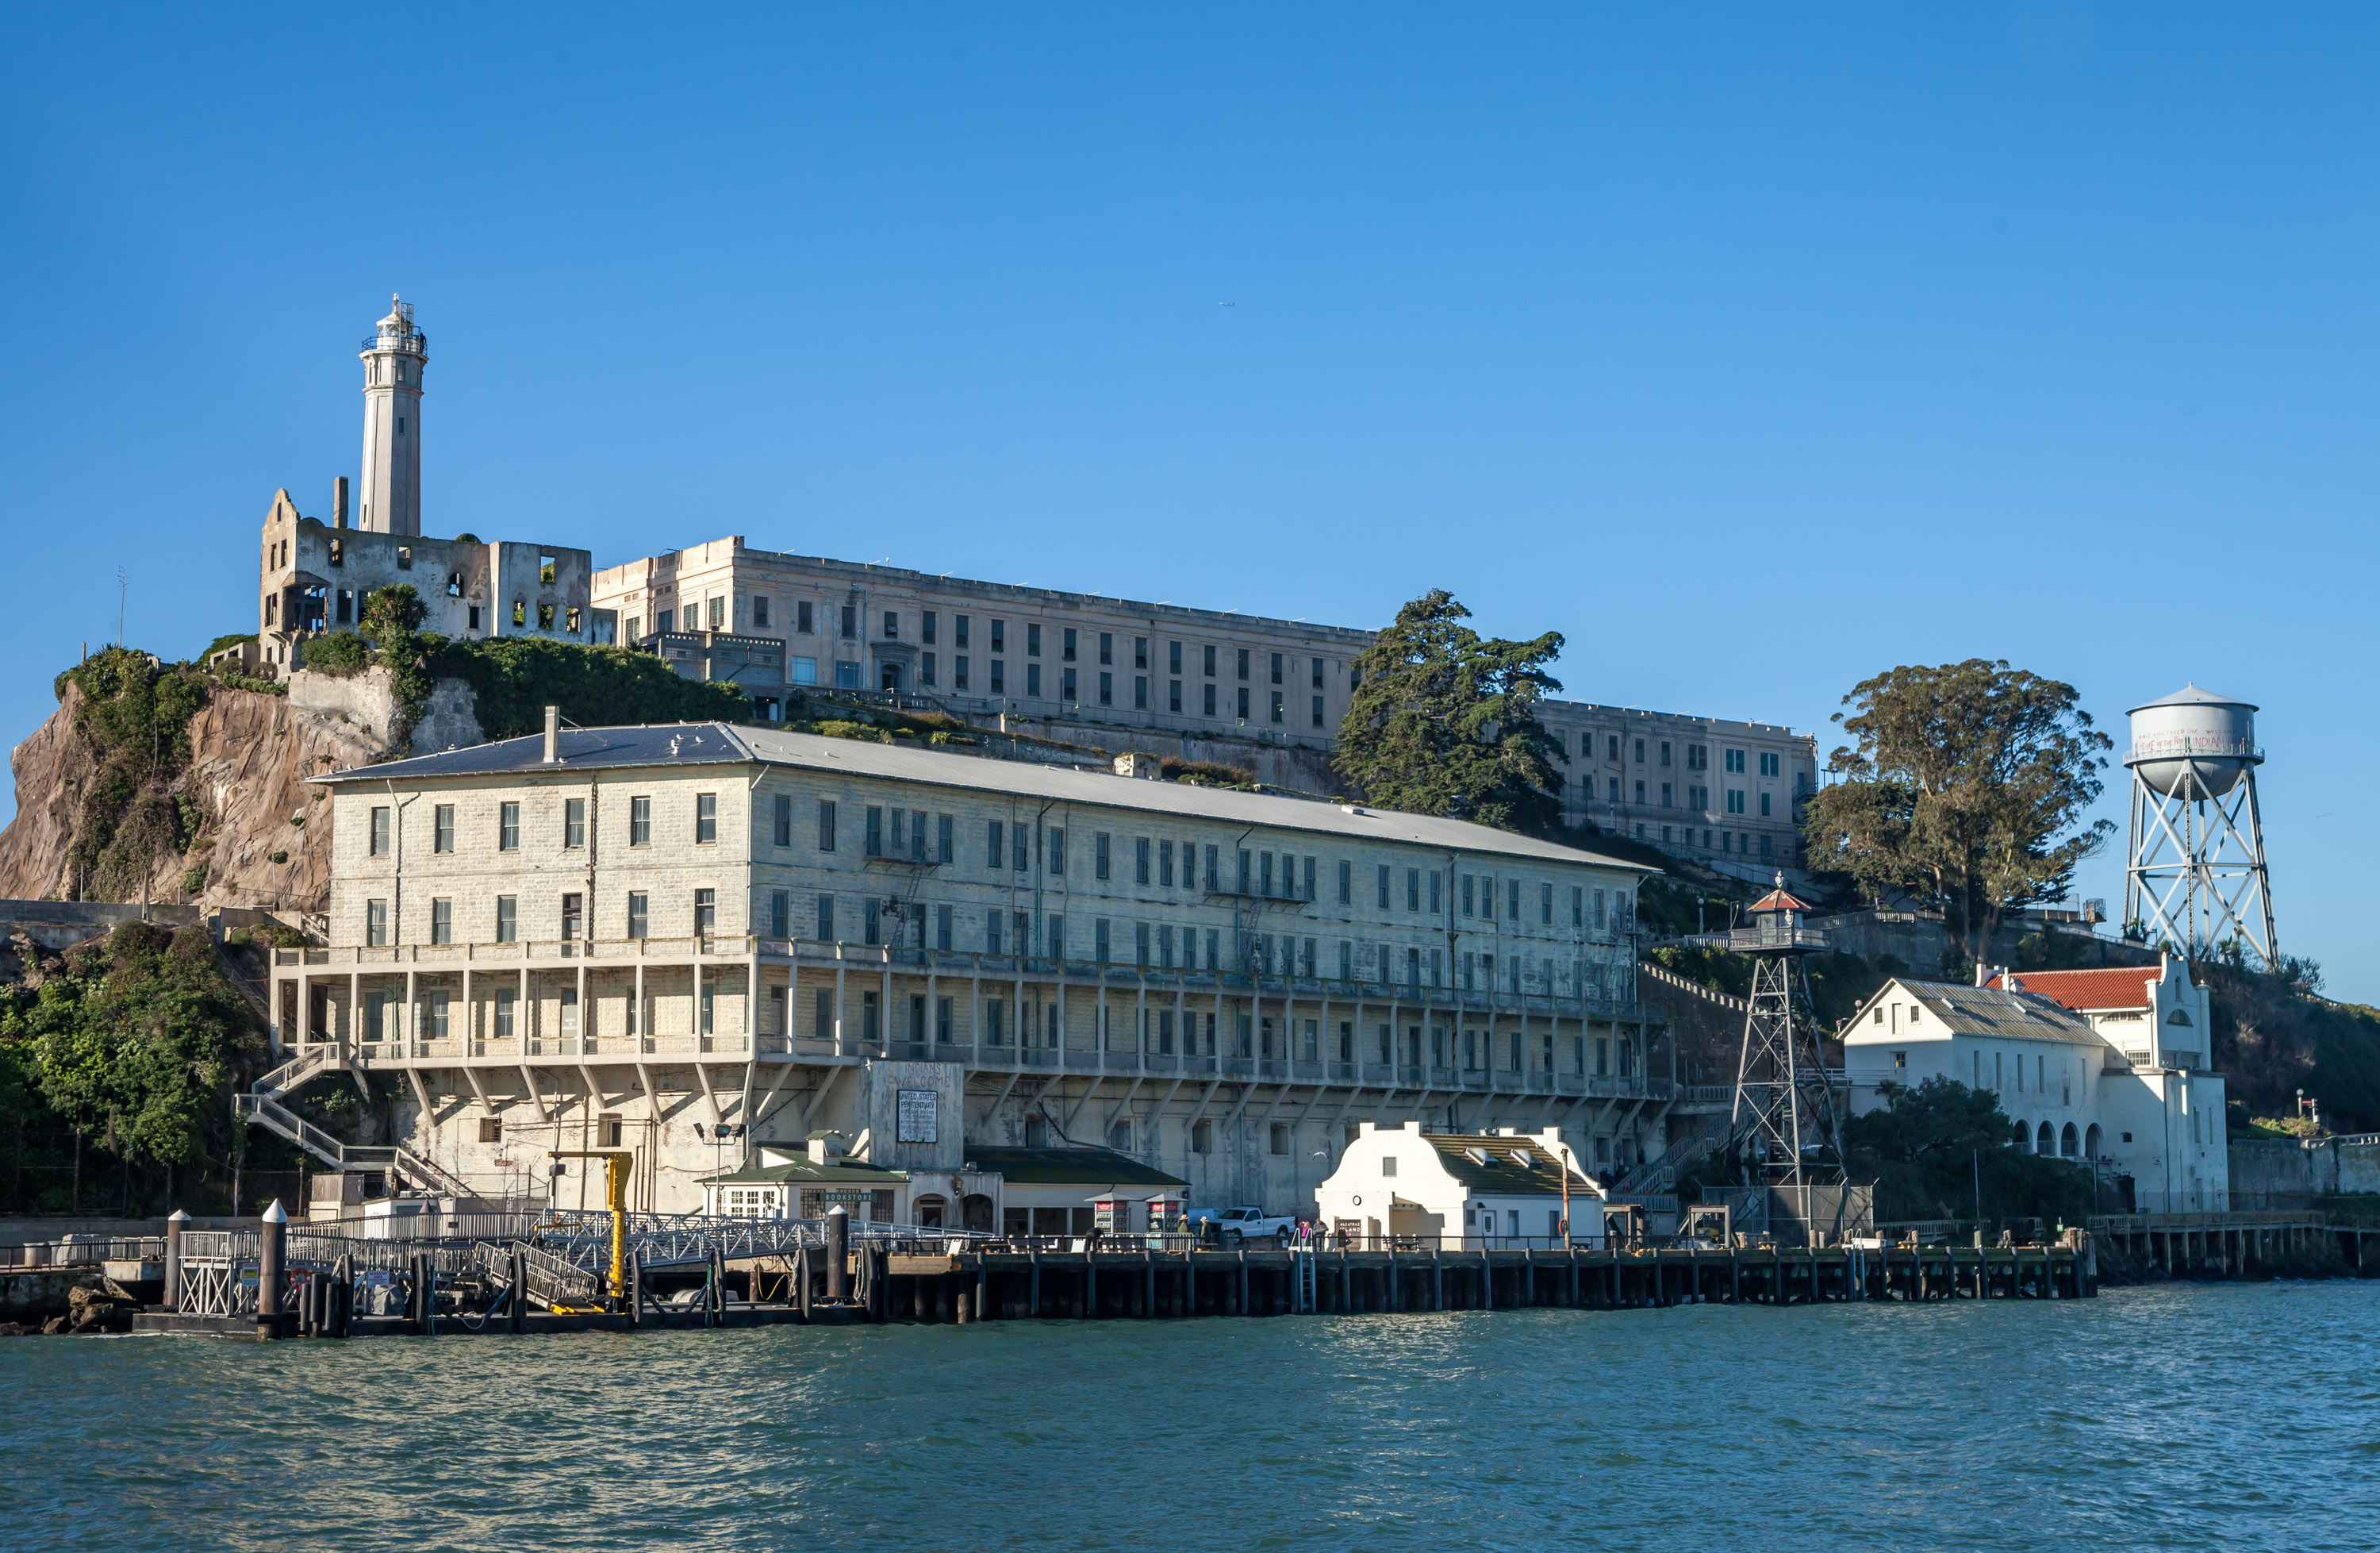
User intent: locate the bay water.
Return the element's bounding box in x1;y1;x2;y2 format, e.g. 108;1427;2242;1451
6;1281;2374;1551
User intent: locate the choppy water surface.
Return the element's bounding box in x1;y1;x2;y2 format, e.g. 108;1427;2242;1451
5;1281;2375;1551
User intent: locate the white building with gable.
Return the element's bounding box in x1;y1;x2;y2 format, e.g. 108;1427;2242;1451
1841;957;2226;1213
1315;1121;1606;1248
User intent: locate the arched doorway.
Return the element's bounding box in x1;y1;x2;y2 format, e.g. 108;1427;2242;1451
2012;1121;2031;1152
2060;1123;2079;1158
2084;1124;2102;1159
2036;1122;2056;1155
913;1194;948;1228
962;1194;996;1232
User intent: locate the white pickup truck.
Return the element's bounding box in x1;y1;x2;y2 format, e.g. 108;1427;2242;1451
1189;1206;1299;1246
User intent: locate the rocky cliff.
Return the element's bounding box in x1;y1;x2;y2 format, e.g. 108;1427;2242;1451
0;679;386;913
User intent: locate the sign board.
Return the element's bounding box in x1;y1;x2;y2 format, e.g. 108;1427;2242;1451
897;1087;939;1144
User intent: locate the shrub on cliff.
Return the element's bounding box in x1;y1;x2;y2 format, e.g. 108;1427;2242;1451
1843;1077;2098;1224
434;636;752;740
50;647;211;899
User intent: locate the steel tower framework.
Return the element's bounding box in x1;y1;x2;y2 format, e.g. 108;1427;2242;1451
2125;765;2278;969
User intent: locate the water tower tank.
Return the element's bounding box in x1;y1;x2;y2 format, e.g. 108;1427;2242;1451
2125;685;2259;798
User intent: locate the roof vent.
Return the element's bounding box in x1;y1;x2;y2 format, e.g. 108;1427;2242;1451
1339;804;1365;816
1464;1147;1493;1167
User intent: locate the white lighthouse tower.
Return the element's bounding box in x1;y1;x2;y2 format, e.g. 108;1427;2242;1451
2122;684;2278;967
358;294;427;536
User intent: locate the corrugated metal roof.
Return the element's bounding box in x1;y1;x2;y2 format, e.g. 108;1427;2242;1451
314;721;1656;874
1423;1133;1597;1197
1860;978;2102;1046
965;1146;1188;1187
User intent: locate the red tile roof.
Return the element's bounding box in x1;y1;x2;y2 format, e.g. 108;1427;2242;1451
1987;967;2162;1012
1749;887;1814;914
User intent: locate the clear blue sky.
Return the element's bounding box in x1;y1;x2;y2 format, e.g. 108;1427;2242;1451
2;6;2371;998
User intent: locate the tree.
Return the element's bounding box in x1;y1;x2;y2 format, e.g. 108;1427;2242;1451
1801;659;2113;970
1843;1078;2094;1224
359;584;428;640
1334;590;1566;835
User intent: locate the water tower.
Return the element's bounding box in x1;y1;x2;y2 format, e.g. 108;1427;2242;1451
2121;684;2278;967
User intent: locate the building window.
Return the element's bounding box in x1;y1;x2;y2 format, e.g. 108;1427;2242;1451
432;804;453;854
1096;832;1112;882
990;659;1004;694
884;609;899;639
564;798;586;849
1062;667;1077;702
494;896;517;943
1237;686;1251;721
369;805;391;856
752;596;770;629
696;792;717;844
773;794;793;848
1100;671;1113;706
797;601;814;634
628;892;649;939
1027;623;1042;657
365;899;387;946
1203;683;1217;717
920;652;935;686
693;889;716;936
562;892;583;940
954;655;969;690
498;801;520;851
922;611;937;644
841;604;858;638
816;894;835;940
630;796;652;846
770;890;789;939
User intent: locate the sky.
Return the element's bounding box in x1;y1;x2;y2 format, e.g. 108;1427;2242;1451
1;5;2371;998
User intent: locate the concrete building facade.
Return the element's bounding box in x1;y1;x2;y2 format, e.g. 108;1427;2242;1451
589;536;1821;869
249;300;599;675
1841;963;2228;1213
280;721;1682;1220
1313;1121;1606;1249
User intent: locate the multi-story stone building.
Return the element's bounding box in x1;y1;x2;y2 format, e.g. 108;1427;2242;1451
248;299;598;675
589;537;1819;873
275;717;1683;1222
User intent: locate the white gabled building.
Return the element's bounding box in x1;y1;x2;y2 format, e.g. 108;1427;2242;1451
1840;958;2227;1213
1314;1121;1606;1248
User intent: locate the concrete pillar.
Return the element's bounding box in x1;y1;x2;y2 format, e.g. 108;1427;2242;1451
257;1200;287;1327
163;1209;188;1312
826;1206;850;1301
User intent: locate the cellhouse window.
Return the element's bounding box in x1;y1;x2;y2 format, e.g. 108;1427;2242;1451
369;806;391;856
630;796;652;846
498;802;520;851
564;798;586;849
696;792;718;844
432;804;454;854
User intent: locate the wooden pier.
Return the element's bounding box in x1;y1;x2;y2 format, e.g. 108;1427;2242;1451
877;1242;2096;1323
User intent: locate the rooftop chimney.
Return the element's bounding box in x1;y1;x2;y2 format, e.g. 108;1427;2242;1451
1975;962;1990;987
542;705;561;764
332;475;349;529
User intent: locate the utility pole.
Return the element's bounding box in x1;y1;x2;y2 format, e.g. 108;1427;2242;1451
117;567;126;648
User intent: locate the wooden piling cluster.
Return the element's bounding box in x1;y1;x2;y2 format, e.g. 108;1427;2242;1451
877;1241;2096;1324
2089;1212;2378;1280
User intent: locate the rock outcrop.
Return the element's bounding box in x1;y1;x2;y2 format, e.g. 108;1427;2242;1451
0;680;388;913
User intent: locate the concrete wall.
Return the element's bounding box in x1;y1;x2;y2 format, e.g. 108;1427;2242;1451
2228;1136;2380;1206
290;667;482;756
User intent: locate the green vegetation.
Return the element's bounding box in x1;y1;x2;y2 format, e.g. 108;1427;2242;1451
1162;755;1255;788
0;923;278;1214
52;647;212;901
199;632;256;662
1336;589;1566;835
1842;1078;2098;1224
436;634;750;739
1800;659;2114;967
2202;951;2380;1132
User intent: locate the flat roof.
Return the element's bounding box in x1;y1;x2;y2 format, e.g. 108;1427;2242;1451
315;722;1658;875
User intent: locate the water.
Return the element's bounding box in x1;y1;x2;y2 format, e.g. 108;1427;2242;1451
6;1282;2375;1551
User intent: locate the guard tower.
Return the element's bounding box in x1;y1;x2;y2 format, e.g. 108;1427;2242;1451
2122;684;2278;968
1725;879;1851;1243
359;294;428;536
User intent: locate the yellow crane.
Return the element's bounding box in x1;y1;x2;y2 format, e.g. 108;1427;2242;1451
549;1150;635;1308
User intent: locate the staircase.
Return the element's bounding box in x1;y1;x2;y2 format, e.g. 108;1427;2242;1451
236;1044;471;1198
1609;1106;1743;1197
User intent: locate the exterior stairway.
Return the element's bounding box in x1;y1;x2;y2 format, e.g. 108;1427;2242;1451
235;1044;471;1197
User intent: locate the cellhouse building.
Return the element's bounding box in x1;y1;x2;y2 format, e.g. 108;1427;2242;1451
590;537;1821;881
275;717;1681;1224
